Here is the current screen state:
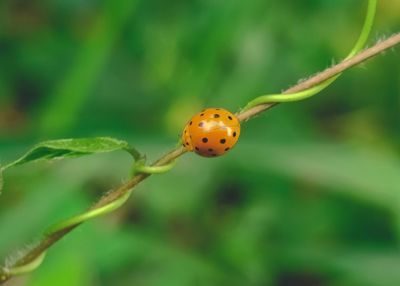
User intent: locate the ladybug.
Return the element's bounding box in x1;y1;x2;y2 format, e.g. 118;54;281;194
181;108;240;157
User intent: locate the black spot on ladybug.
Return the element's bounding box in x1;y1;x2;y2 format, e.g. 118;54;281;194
214;114;220;118
225;147;230;151
190;121;192;125
186;142;189;146
200;113;204;116
208;148;213;152
220;139;226;144
233;132;237;137
195;147;199;151
228;116;233;120
182;143;185;147
198;122;204;127
202;138;208;143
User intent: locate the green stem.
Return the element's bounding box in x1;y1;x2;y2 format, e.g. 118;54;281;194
347;0;377;59
8;253;46;276
125;147;143;161
242;0;377;110
135;161;176;174
4;155;177;279
44;190;133;235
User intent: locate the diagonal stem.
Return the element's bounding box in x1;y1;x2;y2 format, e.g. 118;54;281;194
1;33;400;286
236;33;400;122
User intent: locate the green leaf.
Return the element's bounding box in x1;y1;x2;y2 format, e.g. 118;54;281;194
2;137;131;171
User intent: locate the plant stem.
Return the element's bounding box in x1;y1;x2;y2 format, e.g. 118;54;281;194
236;33;400;122
0;147;186;284
1;33;400;285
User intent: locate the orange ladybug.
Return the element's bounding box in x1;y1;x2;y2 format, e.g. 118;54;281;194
181;108;240;157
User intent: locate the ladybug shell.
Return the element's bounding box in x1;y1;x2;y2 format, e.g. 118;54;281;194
182;124;193;151
181;108;240;157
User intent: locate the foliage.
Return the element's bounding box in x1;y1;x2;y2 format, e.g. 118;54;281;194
2;137;131;170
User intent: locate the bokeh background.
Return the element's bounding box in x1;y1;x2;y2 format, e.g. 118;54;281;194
1;0;400;285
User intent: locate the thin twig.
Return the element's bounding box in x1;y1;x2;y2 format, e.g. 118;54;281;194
236;33;400;122
1;33;400;285
0;147;186;284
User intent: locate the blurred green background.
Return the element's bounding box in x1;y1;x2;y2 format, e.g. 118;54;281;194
1;0;400;285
